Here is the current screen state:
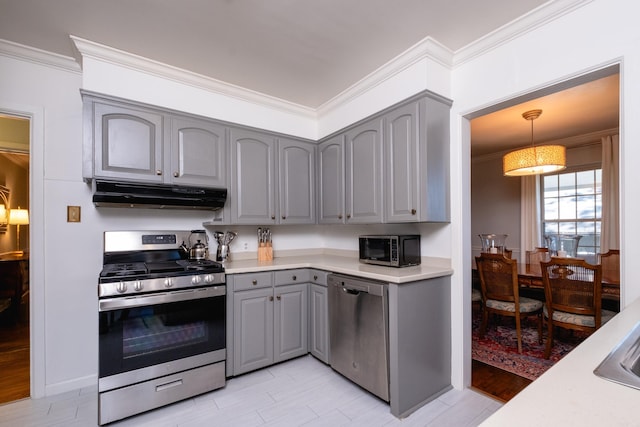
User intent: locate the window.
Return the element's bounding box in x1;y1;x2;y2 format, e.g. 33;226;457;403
541;168;602;259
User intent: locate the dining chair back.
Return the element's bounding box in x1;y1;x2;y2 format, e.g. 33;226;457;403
541;257;616;358
475;253;543;353
525;247;549;274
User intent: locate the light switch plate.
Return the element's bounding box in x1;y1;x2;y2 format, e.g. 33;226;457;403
67;206;81;223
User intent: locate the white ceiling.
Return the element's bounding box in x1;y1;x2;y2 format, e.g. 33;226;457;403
0;0;547;107
0;0;619;156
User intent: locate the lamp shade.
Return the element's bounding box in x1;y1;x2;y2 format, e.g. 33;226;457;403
9;208;29;225
503;145;566;176
0;204;6;224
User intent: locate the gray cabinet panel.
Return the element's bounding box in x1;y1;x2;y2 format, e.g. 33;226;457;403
233;287;274;375
345;119;383;223
94;102;164;182
278;139;315;224
317;136;345;224
231;128;276;224
274;283;308;362
309;283;329;364
384;102;419;222
171;117;227;188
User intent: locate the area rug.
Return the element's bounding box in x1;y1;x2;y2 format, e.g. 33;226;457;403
472;313;586;381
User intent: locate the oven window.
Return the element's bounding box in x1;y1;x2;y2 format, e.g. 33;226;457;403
122;307;208;359
99;294;225;378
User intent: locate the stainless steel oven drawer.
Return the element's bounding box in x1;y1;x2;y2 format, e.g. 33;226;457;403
99;361;225;425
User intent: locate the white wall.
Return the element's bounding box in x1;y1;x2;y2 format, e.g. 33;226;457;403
451;0;640;389
2;0;638;399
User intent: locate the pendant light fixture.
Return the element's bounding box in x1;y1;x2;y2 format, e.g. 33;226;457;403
503;109;566;176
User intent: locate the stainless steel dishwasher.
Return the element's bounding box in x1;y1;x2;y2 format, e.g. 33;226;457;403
328;273;389;401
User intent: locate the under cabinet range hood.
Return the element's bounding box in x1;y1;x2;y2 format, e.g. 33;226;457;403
92;180;227;210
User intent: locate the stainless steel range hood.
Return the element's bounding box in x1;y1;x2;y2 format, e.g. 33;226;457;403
92;180;227;210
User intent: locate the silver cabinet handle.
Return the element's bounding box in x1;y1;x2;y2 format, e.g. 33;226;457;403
269;296;274;301
292;275;297;281
156;170;162;175
276;295;281;300
411;208;416;215
252;280;257;285
174;171;179;178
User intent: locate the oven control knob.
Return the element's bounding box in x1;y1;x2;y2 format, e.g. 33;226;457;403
164;278;173;288
191;276;202;285
134;281;143;292
116;282;127;294
204;274;214;283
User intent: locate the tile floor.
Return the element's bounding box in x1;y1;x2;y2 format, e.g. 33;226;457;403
0;356;501;426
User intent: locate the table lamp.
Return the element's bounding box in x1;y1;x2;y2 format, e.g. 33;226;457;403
9;207;29;254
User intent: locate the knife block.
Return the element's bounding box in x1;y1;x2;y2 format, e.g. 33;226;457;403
258;243;273;261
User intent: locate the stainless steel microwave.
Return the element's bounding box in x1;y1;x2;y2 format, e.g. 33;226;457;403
359;235;421;267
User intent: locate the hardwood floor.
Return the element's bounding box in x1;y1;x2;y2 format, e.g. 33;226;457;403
0;316;30;404
471;360;531;402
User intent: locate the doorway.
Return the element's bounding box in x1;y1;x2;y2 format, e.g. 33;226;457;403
468;66;621;401
0;114;30;403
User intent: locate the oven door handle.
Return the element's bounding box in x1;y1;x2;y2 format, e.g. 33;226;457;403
99;286;225;311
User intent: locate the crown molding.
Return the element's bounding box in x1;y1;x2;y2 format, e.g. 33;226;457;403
70;36;316;119
472;127;618;164
0;39;80;73
453;0;593;67
317;37;453;116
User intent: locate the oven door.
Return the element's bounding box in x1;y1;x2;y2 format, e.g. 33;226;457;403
98;285;225;391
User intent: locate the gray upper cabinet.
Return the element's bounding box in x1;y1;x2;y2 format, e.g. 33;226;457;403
318;119;383;224
231;128;316;225
318;91;451;224
384;101;419;222
90;101;165;183
384;95;451;223
317;135;345;224
231;128;277;224
278;139;316;224
170;116;227;188
83;93;227;188
345;119;384;223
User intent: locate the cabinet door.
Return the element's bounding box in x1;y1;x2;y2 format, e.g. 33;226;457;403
93;102;164;182
345;119;383;223
384;101;419;222
231;128;277;224
278;139;315;224
317;136;345;224
274;283;308;363
233;287;274;375
170;117;227;188
309;283;329;364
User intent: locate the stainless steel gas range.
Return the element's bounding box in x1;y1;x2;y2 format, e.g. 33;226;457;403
97;231;226;425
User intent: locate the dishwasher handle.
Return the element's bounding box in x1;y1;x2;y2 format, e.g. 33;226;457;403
343;286;364;295
329;274;386;297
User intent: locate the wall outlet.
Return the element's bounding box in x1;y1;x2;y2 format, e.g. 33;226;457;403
67;206;81;223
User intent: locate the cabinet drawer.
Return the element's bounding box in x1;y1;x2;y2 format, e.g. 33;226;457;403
310;270;329;286
233;272;273;291
274;269;311;286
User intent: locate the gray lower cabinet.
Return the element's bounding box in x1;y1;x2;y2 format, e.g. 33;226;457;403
231;271;309;376
308;270;329;364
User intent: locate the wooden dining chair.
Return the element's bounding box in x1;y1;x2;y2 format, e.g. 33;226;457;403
541;257;617;359
475;253;543;353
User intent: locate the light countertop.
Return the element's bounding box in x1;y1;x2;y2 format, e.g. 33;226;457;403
219;252;452;284
481;296;640;426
